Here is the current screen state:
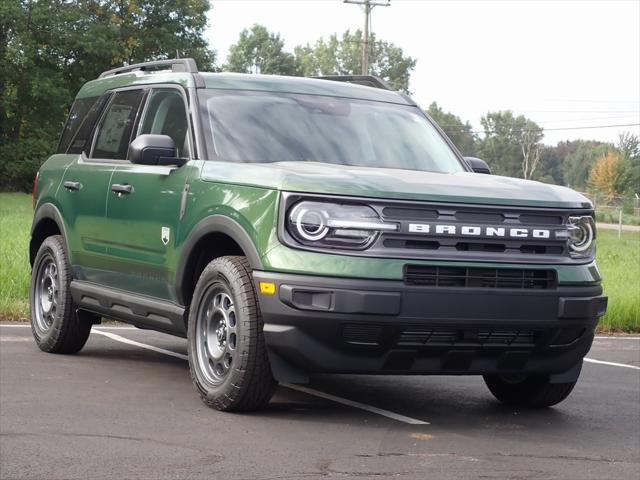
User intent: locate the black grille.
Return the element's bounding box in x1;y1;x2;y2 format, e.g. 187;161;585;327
342;324;383;345
375;201;585;264
397;328;537;347
340;324;585;348
404;265;556;289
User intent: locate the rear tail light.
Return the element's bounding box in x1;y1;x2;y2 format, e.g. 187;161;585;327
32;171;39;209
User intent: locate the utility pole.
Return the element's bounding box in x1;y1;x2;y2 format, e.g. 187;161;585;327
344;0;390;75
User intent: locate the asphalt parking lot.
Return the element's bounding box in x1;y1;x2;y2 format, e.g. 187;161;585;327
1;323;639;480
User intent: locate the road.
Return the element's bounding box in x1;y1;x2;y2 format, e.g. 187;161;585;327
597;222;640;233
1;323;639;480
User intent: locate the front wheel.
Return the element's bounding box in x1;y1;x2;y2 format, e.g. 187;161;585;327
187;256;276;411
483;374;577;408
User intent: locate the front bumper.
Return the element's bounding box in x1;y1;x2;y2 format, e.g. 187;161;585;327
253;271;607;377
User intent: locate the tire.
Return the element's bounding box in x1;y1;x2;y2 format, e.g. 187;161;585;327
29;235;93;354
483;374;577;408
187;256;276;411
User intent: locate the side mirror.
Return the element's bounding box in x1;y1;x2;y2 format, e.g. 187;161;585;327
464;157;491;174
128;134;186;167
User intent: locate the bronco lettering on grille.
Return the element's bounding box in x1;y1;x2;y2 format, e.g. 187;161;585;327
407;224;551;239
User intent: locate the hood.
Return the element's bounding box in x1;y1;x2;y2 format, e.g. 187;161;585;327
200;161;592;209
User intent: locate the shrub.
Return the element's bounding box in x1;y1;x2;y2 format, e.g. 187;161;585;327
0;137;56;192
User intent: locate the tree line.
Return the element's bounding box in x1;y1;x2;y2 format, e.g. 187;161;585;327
427;104;639;201
1;2;638;200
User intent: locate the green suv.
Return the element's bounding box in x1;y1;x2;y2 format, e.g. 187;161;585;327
29;59;607;411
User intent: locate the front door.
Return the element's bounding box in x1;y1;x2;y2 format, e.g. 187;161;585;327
101;86;197;302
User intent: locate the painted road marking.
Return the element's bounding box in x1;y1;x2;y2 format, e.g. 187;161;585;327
93;330;188;361
583;358;640;370
283;383;429;425
93;330;429;425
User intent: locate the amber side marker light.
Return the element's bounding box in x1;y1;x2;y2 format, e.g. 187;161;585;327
259;282;276;295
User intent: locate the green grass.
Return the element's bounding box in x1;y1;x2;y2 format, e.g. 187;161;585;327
596;229;640;332
0;193;32;320
1;193;639;331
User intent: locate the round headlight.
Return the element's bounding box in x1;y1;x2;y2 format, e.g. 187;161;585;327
567;216;595;255
293;207;329;241
286;200;398;250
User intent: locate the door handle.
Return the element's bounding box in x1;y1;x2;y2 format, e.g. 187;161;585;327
63;181;82;191
111;183;133;195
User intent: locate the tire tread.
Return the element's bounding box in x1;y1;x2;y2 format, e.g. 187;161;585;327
30;235;92;354
188;256;276;411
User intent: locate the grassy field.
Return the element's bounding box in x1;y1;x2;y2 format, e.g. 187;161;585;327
0;193;32;320
1;192;638;331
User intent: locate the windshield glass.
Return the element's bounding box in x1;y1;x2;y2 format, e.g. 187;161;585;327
198;90;465;173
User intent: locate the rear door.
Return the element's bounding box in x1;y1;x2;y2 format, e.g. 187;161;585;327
100;85;198;302
57;93;117;283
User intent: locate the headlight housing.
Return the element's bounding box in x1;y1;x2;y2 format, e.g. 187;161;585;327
566;215;596;258
286;201;397;250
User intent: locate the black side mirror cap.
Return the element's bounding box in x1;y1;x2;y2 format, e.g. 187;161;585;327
128;134;186;167
464;157;491;174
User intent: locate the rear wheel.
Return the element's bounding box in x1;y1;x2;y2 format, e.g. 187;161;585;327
483;374;577;408
188;256;276;411
29;235;94;353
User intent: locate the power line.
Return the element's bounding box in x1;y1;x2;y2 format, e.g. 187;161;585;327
477;109;640;113
435;123;640;134
533;123;639;132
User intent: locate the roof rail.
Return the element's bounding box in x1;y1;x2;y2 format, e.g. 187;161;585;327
98;58;198;79
313;75;390;90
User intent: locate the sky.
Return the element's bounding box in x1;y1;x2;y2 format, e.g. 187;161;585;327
206;0;640;146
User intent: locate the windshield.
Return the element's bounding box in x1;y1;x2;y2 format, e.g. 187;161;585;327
198;90;465;173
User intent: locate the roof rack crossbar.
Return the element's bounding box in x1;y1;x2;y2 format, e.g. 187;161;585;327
312;75;391;90
98;58;198;79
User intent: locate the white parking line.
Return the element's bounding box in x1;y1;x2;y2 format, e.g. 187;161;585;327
92;329;429;425
92;330;188;361
584;358;640;370
283;383;429;425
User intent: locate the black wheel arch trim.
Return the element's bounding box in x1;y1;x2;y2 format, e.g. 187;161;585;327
30;203;70;267
175;215;264;306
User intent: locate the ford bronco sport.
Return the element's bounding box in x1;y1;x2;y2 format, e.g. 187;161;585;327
29;58;607;411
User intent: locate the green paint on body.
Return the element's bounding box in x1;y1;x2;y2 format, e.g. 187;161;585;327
34;71;600;307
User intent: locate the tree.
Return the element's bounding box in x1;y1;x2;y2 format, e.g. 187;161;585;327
295;30;416;93
477;111;543;179
561;141;613;190
588;152;632;202
520;123;544;180
617;132;640;194
426;102;477;156
536;144;567;185
1;0;215;191
225;24;297;75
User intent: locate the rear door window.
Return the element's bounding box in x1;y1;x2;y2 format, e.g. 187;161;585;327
57;97;98;153
91;90;145;160
67;94;111;155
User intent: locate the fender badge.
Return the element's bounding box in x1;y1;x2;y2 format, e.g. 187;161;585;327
161;227;170;246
